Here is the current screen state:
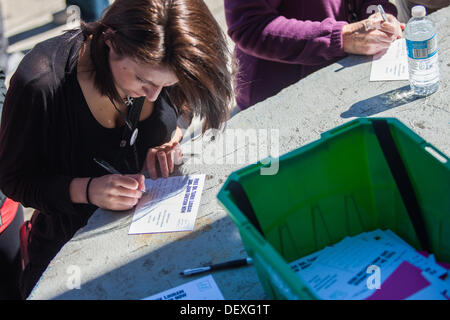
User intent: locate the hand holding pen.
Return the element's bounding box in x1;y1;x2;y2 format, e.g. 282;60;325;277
85;158;146;211
342;5;404;56
374;5;405;39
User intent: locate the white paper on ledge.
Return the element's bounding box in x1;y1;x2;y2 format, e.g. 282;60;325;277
142;275;225;300
128;174;205;234
370;38;409;81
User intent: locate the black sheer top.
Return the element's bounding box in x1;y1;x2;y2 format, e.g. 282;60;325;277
0;30;178;262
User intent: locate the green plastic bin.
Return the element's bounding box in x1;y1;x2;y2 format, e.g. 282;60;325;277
217;118;450;300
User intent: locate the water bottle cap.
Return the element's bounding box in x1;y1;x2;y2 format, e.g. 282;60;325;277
411;5;426;17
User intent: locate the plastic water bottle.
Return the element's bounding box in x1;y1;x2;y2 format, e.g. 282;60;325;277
404;5;439;96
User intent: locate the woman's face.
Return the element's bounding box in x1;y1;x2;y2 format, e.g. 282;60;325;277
107;42;179;102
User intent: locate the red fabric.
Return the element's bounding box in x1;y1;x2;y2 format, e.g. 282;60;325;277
0;198;19;234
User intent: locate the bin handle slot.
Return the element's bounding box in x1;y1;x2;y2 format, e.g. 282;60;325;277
424;145;448;164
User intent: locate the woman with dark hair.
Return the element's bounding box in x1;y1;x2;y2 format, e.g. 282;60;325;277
0;0;233;298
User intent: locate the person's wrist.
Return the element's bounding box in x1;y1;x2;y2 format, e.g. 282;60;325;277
342;21;365;54
69;177;91;204
330;21;349;55
342;23;353;54
86;177;94;205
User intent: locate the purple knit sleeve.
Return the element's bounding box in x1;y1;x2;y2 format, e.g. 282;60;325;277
225;0;348;65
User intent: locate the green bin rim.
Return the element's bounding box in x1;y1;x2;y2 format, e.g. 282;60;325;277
217;117;449;226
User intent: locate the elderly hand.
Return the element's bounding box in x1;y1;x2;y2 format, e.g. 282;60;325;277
143;126;183;179
343;12;405;56
378;13;405;39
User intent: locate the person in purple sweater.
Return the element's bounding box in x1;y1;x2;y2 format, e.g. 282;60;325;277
225;0;404;110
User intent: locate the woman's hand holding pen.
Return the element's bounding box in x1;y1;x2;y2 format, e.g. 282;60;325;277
69;174;145;211
87;174;146;211
70;127;183;210
342;12;405;56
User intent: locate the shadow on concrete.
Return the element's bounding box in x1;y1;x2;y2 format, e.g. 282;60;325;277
49;216;265;300
340;85;423;118
6;8;70;52
7;10;68;47
333;55;371;72
8;22;58;46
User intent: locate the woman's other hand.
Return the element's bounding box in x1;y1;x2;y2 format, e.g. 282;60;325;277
143;126;183;179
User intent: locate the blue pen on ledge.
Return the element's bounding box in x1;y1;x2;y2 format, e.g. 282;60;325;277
180;257;253;276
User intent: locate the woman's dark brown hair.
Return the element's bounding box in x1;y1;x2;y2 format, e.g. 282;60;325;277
81;0;233;130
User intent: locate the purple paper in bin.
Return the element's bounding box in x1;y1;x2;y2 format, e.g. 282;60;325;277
366;261;430;300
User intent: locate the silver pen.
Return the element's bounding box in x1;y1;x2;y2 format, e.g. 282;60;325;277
377;5;388;22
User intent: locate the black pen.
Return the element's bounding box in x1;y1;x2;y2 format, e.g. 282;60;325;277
93;157;121;174
180;257;253;276
93;157;148;195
